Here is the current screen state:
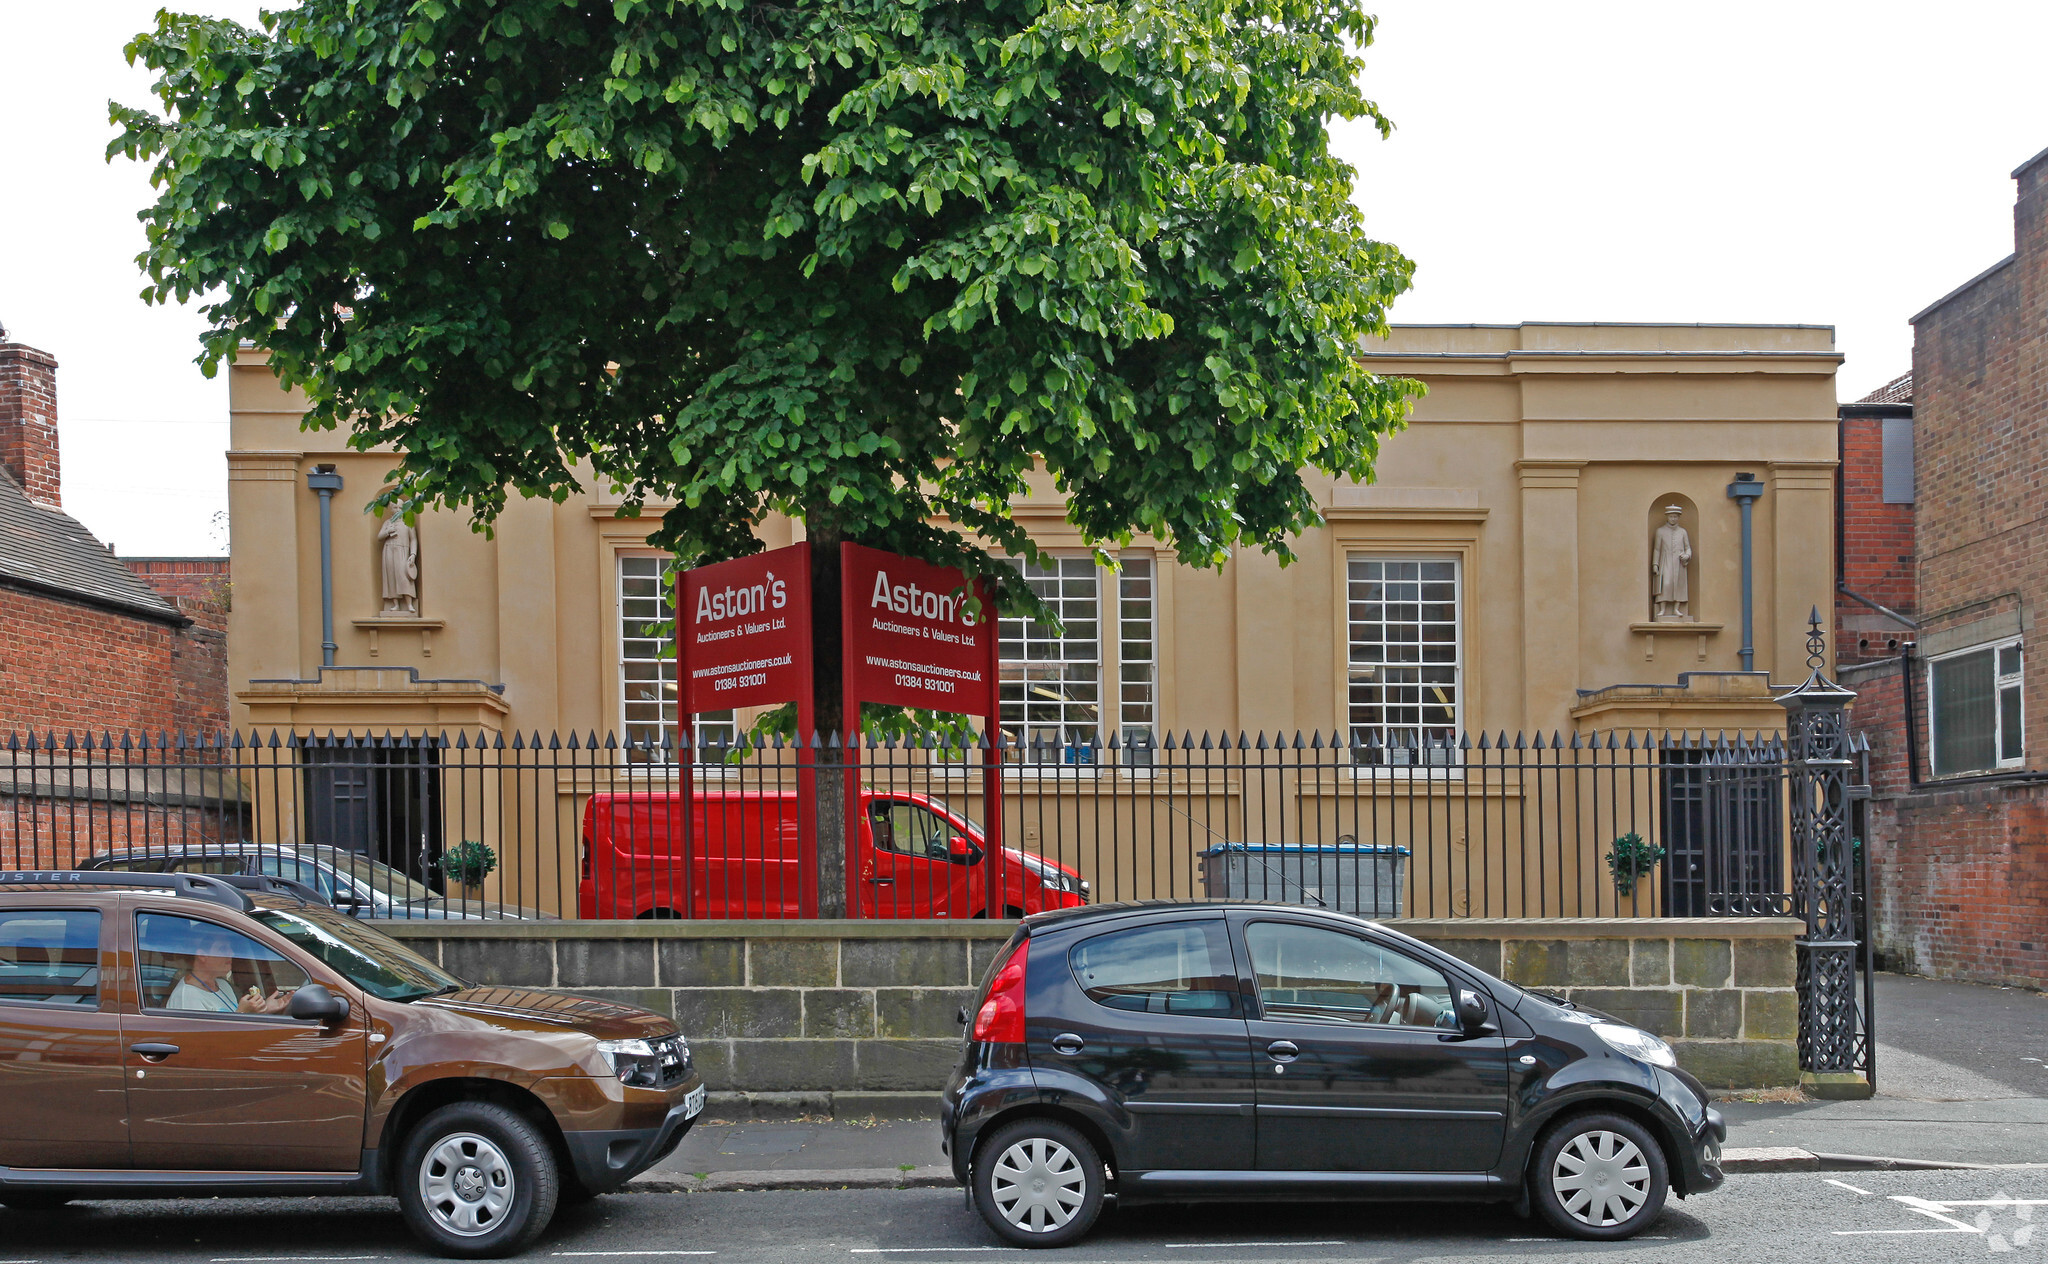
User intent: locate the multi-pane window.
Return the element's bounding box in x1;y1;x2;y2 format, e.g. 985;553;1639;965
1346;557;1461;761
1118;559;1156;742
618;556;735;763
999;554;1158;760
1930;640;2023;776
1000;558;1101;754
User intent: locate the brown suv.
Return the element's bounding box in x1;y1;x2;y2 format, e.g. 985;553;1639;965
0;871;703;1258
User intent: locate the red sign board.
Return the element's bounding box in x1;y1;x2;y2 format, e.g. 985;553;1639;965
840;543;997;716
678;543;811;713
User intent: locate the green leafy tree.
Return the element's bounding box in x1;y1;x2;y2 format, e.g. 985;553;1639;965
114;0;1418;736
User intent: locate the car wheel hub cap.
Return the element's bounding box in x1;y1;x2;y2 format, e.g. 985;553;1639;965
989;1137;1086;1234
1552;1130;1651;1228
421;1132;514;1237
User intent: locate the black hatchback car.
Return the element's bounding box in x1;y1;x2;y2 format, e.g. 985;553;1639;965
940;902;1725;1248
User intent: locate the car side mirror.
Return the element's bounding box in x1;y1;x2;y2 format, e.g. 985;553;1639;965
331;893;368;917
947;835;983;864
1455;989;1494;1035
288;983;350;1025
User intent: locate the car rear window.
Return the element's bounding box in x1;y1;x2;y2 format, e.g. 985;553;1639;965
1068;920;1237;1017
0;910;101;1008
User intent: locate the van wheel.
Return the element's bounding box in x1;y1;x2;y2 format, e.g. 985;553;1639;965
1530;1112;1668;1240
636;908;683;920
398;1102;559;1258
972;1119;1105;1248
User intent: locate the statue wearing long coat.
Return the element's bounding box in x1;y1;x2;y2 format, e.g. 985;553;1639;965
1652;518;1691;616
379;515;419;615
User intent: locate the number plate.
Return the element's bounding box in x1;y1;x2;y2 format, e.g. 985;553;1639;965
683;1084;706;1119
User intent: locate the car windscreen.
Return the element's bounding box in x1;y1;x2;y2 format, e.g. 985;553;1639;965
306;849;437;903
250;902;462;1001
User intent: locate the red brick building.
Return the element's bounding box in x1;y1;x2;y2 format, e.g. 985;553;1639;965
0;324;229;736
1843;147;2048;990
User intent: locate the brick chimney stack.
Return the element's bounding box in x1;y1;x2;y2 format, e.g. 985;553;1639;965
0;320;62;507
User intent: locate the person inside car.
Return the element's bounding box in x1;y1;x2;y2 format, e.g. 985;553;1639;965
168;932;295;1014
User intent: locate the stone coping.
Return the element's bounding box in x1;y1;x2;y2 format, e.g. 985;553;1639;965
368;915;1802;940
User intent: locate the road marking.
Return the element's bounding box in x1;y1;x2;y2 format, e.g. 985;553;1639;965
553;1255;718;1259
1164;1244;1346;1250
1833;1228;1980;1236
849;1250;1018;1255
211;1258;385;1262
1895;1194;1988;1231
1824;1179;1872;1195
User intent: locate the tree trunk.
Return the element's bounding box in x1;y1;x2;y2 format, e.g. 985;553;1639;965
806;518;848;917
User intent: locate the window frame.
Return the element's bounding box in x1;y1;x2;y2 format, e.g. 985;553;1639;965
1066;917;1242;1019
0;908;105;1012
999;551;1160;766
132;910;317;1025
1926;637;2024;776
1343;552;1466;765
615;551;737;770
1239;918;1461;1032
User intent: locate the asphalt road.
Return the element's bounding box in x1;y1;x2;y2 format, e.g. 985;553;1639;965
5;1173;2046;1264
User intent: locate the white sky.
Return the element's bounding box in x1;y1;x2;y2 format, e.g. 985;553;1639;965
2;1;2043;556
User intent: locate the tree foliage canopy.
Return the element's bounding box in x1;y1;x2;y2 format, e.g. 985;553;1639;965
115;0;1417;599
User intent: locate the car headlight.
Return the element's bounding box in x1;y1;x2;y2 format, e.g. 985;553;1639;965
597;1035;690;1088
1592;1022;1676;1068
1017;855;1081;894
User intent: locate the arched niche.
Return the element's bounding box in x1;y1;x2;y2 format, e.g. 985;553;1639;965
1647;493;1699;622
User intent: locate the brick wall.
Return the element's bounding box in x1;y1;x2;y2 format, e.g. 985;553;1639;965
380;917;1803;1111
0;340;60;507
122;558;230;607
1855;147;2048;990
1912;153;2048;762
1834;411;1915;666
0;588;190;733
0;575;228;737
1868;781;2048;989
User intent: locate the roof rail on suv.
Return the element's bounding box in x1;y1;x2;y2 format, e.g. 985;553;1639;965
0;869;253;912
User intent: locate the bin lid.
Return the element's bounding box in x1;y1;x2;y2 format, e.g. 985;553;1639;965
1198;842;1412;856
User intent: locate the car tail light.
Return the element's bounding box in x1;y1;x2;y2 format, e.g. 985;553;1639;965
972;938;1028;1044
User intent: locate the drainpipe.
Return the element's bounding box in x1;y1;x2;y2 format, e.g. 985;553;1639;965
306;464;343;668
1727;472;1765;672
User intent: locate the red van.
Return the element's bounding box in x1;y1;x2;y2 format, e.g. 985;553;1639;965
577;790;1089;919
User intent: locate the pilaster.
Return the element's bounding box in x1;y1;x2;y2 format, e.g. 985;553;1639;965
1517;461;1584;731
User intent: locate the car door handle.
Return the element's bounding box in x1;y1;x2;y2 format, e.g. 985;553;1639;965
1051;1033;1085;1055
866;877;894;885
1265;1040;1300;1062
131;1043;180;1061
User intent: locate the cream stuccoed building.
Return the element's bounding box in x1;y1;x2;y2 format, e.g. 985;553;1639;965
225;321;1841;912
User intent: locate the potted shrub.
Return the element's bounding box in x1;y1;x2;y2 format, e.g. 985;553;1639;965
439;840;498;901
1605;832;1664;899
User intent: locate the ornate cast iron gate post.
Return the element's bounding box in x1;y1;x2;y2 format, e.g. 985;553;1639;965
1777;610;1870;1096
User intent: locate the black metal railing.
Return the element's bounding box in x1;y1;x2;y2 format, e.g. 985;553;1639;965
0;727;1866;922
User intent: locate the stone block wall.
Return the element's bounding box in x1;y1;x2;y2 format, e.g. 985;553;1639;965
382;920;1013;1111
1398;918;1802;1088
380;916;1803;1111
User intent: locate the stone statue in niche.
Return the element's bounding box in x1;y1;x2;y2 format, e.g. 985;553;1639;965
378;513;419;616
1651;505;1692;622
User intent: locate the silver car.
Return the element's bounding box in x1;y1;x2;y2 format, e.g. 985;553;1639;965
78;845;556;920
